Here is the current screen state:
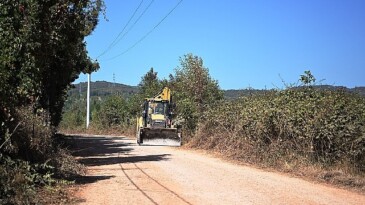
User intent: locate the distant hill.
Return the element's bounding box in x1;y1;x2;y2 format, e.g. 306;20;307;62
225;85;365;100
69;81;138;99
301;85;365;97
69;81;365;100
224;89;268;100
352;87;365;96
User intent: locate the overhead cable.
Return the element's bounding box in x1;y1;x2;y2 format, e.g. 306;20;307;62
112;0;155;49
104;0;183;61
96;0;145;59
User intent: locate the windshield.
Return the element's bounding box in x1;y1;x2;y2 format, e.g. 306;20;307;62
149;102;166;115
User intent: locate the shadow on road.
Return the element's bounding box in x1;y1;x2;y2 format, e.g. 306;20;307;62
64;134;170;167
64;135;133;157
74;175;115;185
79;154;171;166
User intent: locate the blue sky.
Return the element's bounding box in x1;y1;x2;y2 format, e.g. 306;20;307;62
78;0;365;89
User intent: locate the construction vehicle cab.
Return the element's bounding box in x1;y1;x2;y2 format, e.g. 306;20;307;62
137;87;181;146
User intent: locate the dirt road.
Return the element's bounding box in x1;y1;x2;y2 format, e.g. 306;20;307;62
70;135;365;205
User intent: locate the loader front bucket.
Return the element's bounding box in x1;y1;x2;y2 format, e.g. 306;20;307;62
138;128;181;146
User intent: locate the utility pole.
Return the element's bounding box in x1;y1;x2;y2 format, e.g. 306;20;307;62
86;73;90;128
79;83;81;97
112;73;116;94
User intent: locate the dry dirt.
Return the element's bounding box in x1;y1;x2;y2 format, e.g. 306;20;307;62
70;135;365;205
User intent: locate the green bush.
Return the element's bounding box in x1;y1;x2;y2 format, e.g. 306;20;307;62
93;95;130;127
0;0;103;202
59;98;86;130
0;154;36;204
0;106;83;204
191;87;365;173
170;53;223;133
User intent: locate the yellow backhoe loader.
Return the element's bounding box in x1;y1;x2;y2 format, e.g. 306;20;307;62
136;87;181;146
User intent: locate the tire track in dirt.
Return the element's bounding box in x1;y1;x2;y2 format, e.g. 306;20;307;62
118;151;193;205
134;163;193;205
119;162;158;205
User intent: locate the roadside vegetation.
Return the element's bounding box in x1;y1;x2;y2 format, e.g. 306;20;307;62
0;0;103;204
189;72;365;191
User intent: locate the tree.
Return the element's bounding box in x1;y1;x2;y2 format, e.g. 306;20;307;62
129;68;162;116
170;53;223;131
94;95;128;127
0;0;103;132
0;0;104;167
0;1;104;200
300;70;316;86
138;67;162;97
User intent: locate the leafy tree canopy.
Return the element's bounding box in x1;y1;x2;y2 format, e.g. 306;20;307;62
138;67;162;97
0;0;104;128
170;53;223;131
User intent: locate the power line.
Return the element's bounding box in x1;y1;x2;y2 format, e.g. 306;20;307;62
103;0;183;61
112;0;155;49
96;0;145;59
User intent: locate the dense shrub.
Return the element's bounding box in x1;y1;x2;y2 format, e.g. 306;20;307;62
170;53;223;133
0;106;84;203
59;98;87;130
0;154;37;204
0;0;103;202
190;87;365;173
93;95;130;127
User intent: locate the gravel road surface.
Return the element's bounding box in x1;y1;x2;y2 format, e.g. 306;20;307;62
70;135;365;205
